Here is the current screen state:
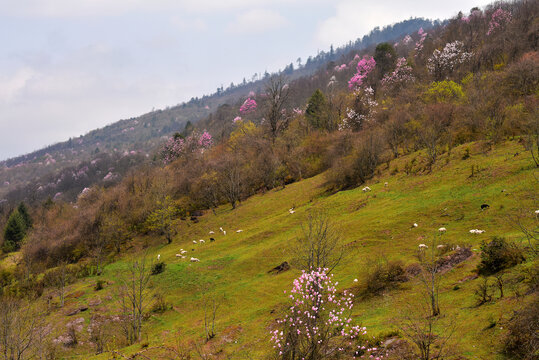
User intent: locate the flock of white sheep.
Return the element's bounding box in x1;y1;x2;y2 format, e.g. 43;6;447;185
168;226;244;263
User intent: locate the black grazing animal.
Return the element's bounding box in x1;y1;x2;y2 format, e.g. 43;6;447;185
481;204;490;210
210;237;215;242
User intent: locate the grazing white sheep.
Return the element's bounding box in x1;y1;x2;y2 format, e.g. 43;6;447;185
236;229;243;233
193;240;198;244
175;254;182;257
353;279;358;283
180;250;187;255
384;182;388;187
199;239;205;244
190;257;200;262
219;227;224;232
157;254;160;260
535;210;539;215
413;223;418;228
437;244;446;249
418;244;428;249
223;230;226;236
209;231;215;234
362;186;371;192
438;227;447;232
470;229;486;234
289;209;295;214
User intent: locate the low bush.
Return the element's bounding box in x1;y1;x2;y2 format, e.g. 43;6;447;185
151;262;166;275
478;237;524;275
502;299;539;359
363;260;407;296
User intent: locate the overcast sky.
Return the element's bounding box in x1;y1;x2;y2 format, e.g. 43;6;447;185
0;0;493;160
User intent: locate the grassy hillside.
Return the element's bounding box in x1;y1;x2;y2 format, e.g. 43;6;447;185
21;139;536;359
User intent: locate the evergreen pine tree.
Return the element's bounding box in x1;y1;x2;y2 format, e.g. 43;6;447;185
3;211;26;252
305;89;328;130
17;202;32;229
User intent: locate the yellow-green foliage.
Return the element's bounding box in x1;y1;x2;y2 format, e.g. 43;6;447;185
424;80;465;103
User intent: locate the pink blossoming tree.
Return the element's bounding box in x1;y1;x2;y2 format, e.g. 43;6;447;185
381;57;415;89
271;268;384;359
487;8;512;35
348;56;376;90
415;28;428;54
239;98;257;114
162;131;213;164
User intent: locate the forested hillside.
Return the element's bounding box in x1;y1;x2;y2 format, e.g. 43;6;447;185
0;1;537;359
0;17;434;208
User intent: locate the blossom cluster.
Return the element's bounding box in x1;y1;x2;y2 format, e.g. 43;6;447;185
427;41;472;78
381;57;415;88
292;107;305;116
487;8;512;35
334;63;348;72
415;28;428;53
162;131;213;164
271;268;384;359
339;87;378;131
233;116;242;123
348;56;376;90
239;98;257;114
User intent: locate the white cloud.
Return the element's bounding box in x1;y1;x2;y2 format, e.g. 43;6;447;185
227;8;287;34
0;67;37;103
1;0;316;17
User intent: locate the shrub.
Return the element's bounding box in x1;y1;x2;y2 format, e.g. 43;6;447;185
478;237;524;275
94;280;105;291
151;262;166;275
363;260;407;296
474;276;493;306
502;299;539;359
151;293;170;313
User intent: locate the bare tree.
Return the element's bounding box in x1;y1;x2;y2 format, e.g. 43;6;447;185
43;261;70;308
264;74;291;142
505;198;538;255
218;153;243;210
399;301;458;360
203;296;220;341
101;210;131;254
291;211;344;272
417;235;445;317
116;255;152;345
0;297;44;360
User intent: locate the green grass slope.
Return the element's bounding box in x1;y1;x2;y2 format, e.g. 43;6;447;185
40;140;538;359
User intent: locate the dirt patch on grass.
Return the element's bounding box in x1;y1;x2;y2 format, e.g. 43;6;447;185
436;247;473;273
66;290;85;299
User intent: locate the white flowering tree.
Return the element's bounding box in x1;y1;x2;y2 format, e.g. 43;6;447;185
427;41;472;80
271;269;384;359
